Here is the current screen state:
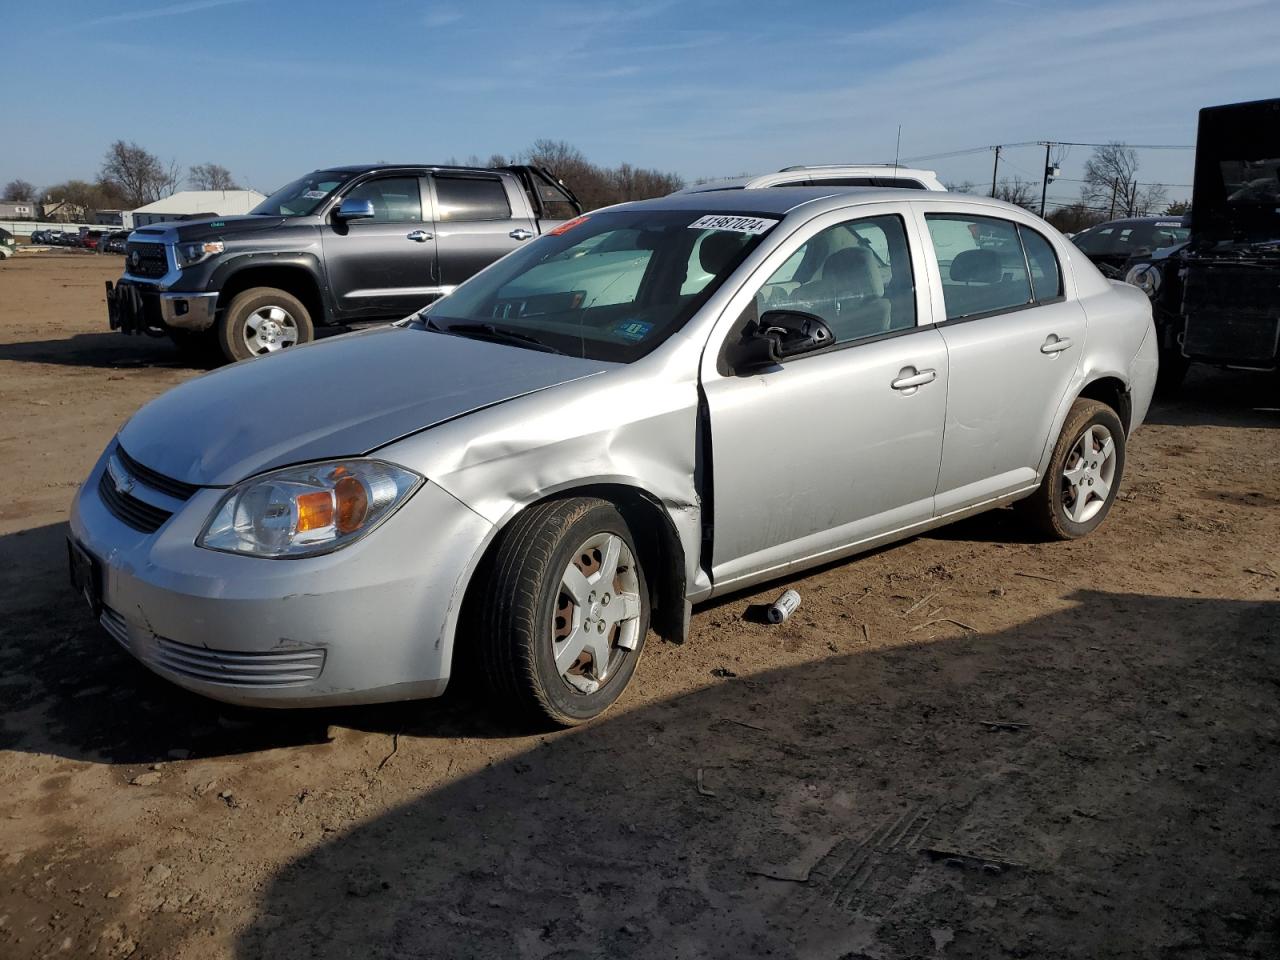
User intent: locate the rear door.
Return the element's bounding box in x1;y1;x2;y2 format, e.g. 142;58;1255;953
914;205;1086;513
430;173;537;288
321;174;440;319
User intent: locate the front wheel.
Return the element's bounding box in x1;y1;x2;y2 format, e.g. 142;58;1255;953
216;287;314;363
1019;399;1126;541
478;498;650;726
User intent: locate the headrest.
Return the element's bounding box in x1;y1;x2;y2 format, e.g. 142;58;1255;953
950;248;1002;284
699;231;745;275
819;246;884;297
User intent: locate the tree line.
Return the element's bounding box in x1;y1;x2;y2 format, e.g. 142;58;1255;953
3;138;684;216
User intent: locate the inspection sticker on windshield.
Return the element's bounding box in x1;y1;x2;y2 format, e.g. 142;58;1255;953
688;215;778;235
302;190;328;200
613;319;653;341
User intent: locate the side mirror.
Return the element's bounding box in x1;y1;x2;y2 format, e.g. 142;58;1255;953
335;198;375;221
725;309;834;373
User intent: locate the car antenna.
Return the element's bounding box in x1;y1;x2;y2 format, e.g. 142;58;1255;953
893;124;902;176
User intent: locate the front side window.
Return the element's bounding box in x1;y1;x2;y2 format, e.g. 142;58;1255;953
420;210;772;362
342;177;423;223
926;214;1032;321
434;176;512;221
756;215;916;344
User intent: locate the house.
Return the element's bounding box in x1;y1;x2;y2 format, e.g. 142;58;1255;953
42;200;88;223
130;189;266;227
0;200;38;220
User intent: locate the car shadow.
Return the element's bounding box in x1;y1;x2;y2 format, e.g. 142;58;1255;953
229;589;1280;960
1145;365;1278;428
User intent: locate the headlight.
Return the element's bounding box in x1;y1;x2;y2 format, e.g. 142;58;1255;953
1124;262;1161;298
198;459;422;558
176;240;224;268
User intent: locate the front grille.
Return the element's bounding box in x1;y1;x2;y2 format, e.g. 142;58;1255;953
152;637;326;687
125;241;168;278
116;445;199;501
98;468;173;532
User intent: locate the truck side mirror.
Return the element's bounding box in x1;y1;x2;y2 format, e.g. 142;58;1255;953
336;198;375;221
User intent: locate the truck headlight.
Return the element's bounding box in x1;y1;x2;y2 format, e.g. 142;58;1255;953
1124;262;1161;298
198;459;422;558
176;240;224;268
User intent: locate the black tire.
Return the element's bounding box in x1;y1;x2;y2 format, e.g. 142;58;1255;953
1154;343;1189;397
168;329;218;365
216;287;314;363
478;497;650;727
1019;398;1126;541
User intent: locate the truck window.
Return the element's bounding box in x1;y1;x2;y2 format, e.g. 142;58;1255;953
434;176;512;222
342;177;423;223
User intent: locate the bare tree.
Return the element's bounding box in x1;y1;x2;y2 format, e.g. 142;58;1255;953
1164;199;1191;216
100;140;181;207
41;179;129;212
188;163;238;190
3;179;37;202
522;139;683;210
993;175;1037;211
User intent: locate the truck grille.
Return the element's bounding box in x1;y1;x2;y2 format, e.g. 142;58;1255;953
1182;260;1280;363
125;241;168;279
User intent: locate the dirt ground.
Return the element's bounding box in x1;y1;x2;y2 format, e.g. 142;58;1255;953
1;252;1278;960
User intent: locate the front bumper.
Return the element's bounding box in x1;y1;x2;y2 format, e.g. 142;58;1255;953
106;281;219;335
69;445;493;707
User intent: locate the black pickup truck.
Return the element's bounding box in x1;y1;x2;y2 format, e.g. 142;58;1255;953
106;164;580;362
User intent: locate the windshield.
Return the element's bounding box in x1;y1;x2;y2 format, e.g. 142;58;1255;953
419;210;777;362
250;170;356;217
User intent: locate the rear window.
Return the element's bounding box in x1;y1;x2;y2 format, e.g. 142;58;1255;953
434;176;512;221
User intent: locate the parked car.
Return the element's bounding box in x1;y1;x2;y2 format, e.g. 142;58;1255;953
103;230;129;254
0;227;15;259
104;163;581;363
676;164;946;194
1124;97;1280;391
82;230;104;251
1070;216;1190;277
71;188;1156;725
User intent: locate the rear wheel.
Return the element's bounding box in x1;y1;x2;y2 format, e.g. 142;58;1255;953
216;287;314;363
477;497;649;726
1019;399;1126;540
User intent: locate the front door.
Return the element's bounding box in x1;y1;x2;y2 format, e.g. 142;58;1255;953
321;174;439;319
430;173;538;288
917;208;1087;513
701;210;950;590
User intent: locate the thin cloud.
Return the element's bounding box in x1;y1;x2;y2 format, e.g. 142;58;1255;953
423;8;464;28
80;0;255;28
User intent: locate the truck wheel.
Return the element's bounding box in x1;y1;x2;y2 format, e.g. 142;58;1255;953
1018;399;1126;541
477;497;650;727
217;287;314;362
1154;346;1189;397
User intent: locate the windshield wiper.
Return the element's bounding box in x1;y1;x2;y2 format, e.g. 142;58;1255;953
431;320;568;355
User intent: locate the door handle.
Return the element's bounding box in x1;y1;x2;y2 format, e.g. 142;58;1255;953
406;230;433;242
509;228;534;241
891;367;937;391
1041;334;1073;354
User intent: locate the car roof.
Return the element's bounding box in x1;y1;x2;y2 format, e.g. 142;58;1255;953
679;165;941;194
607;187;1036;219
1085;216;1189;229
315;163;507;176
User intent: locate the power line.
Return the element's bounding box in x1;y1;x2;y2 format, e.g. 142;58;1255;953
897;139;1194;165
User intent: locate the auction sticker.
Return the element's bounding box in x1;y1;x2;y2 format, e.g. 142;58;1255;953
688;215;779;235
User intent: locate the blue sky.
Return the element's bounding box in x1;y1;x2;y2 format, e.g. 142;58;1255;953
4;0;1277;210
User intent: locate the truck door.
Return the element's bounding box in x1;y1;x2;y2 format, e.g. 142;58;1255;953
321;174;440;319
429;172;538;289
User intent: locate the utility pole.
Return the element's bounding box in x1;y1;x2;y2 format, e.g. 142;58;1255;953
990;145;1001;197
1039;141;1052;218
1109;181;1118;219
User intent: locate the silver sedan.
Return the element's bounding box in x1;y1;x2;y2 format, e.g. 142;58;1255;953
69;188;1157;725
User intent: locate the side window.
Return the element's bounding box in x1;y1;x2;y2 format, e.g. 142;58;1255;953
342;177;422;223
925;214;1031;321
809;177;877;187
755;214;916;345
1018;225;1062;302
434;176;512;221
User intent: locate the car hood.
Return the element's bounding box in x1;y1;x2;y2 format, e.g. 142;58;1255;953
117;327;613;487
170;215;288;241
